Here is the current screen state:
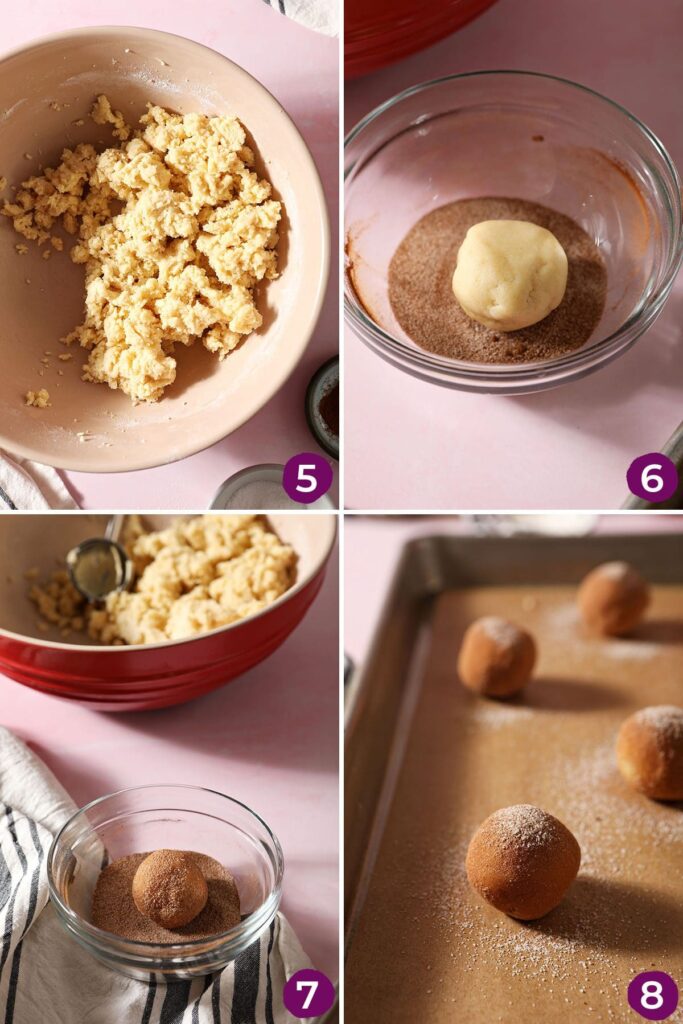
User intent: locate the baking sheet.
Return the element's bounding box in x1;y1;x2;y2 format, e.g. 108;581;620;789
345;537;683;1023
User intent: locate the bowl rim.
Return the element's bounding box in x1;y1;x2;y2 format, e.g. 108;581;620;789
0;25;330;472
47;783;284;953
0;512;337;652
344;69;683;389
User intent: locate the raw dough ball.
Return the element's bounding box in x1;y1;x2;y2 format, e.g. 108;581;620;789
466;805;581;920
577;561;650;636
616;706;683;801
457;616;536;698
132;850;208;928
451;219;568;331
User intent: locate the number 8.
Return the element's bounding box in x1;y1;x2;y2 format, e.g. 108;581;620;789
642;980;664;1010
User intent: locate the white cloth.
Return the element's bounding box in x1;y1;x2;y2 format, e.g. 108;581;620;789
265;0;338;37
0;727;310;1023
0;451;78;510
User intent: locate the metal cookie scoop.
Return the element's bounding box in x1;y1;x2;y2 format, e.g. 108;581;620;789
66;514;133;603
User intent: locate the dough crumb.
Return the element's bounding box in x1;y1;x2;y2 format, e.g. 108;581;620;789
25;388;51;408
90;94;130;141
0;176;7;191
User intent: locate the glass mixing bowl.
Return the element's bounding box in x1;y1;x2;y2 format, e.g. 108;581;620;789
344;71;682;394
48;785;283;981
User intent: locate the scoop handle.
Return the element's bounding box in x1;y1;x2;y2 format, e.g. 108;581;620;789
105;515;126;544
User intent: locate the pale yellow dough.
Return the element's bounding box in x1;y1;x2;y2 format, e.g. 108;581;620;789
29;514;297;644
2;96;281;403
24;389;51;408
452;219;568;331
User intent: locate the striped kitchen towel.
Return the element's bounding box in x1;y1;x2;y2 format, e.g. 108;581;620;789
0;450;78;510
0;728;311;1024
263;0;338;37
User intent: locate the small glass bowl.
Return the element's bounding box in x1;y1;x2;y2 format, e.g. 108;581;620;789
344;71;683;394
48;785;283;982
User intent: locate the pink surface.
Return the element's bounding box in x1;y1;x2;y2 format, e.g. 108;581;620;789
0;542;339;978
1;0;338;509
345;0;683;511
345;515;683;664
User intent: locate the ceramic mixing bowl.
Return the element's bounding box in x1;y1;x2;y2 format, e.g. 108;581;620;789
0;27;329;470
0;513;336;710
345;71;682;394
48;785;283;980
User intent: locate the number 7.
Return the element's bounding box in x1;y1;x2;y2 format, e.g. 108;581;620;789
296;979;318;1010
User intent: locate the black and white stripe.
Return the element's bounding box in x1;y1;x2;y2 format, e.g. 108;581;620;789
141;976;158;1024
261;0;287;15
0;486;17;511
231;939;260;1024
264;921;275;1024
0;804;49;1024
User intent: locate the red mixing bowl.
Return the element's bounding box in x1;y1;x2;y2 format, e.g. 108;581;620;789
0;514;336;711
345;0;498;78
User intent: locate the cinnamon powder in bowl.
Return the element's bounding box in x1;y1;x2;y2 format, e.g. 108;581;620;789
388;197;607;364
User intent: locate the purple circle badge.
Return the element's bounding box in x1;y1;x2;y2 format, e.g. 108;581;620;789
282;453;333;505
627;453;678;503
283;968;335;1018
628;971;679;1020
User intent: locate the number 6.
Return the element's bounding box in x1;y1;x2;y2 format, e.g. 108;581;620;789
296;464;317;494
641;463;664;494
296;980;318;1010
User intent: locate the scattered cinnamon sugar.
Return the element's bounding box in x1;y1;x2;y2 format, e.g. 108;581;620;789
388;197;607;364
91;851;241;943
632;704;683;742
483;804;558;852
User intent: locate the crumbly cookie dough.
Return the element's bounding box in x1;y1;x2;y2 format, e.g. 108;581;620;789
29;514;296;644
2;96;281;403
24;388;51;408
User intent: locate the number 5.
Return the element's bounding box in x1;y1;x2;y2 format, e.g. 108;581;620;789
296;464;317;494
296;980;318;1010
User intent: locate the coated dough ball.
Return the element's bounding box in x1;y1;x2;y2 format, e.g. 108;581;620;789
451;219;568;331
132;850;208;929
578;561;650;636
457;616;536;698
616;706;683;801
466;805;581;920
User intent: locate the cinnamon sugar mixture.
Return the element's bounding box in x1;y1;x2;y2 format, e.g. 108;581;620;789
388;197;607;364
91;851;240;943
